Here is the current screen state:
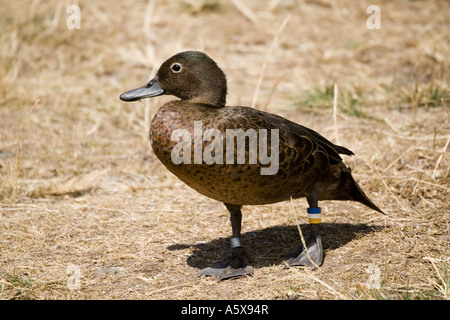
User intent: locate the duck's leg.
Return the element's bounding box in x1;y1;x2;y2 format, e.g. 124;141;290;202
285;189;324;269
196;204;253;281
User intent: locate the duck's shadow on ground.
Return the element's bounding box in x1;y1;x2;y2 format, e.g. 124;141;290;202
167;223;383;270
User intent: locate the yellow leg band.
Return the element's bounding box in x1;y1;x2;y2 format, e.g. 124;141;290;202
309;218;322;224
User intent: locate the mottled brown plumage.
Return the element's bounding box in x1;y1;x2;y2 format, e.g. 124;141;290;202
150;101;380;211
120;51;383;281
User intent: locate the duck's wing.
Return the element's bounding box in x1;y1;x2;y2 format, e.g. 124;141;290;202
242;108;354;165
283;123;353;165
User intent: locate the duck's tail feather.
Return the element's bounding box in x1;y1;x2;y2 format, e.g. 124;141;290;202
334;145;354;156
349;177;385;214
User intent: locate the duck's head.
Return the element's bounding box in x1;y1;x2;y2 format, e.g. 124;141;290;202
120;51;227;107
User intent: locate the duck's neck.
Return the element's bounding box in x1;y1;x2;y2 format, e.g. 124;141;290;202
187;85;227;108
188;96;226;108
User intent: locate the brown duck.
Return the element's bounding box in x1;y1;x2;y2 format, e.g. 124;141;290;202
120;51;383;281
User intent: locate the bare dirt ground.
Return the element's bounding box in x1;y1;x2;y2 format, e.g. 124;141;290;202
0;0;449;300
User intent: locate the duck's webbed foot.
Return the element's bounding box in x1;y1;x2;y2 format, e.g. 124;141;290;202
284;230;323;269
196;246;253;281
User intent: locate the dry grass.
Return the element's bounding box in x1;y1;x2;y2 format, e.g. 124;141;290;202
1;0;449;300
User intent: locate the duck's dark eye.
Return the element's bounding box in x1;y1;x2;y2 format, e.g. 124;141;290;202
171;63;182;73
